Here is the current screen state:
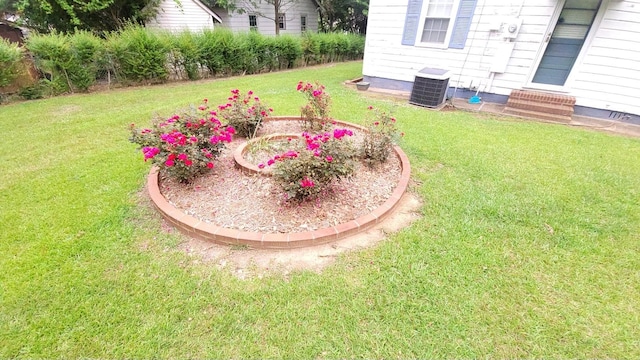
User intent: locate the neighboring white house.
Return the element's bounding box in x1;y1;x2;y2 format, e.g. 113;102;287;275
363;0;640;122
210;0;319;35
146;0;223;32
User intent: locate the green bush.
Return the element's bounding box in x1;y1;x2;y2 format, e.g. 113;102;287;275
26;31;103;93
0;38;23;88
14;27;364;101
196;29;225;76
106;25;169;84
167;31;202;80
67;31;103;91
273;35;302;69
26;32;73;94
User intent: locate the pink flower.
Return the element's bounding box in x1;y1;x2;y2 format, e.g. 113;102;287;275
203;98;208;103
184;160;193;167
258;163;265;169
300;177;315;188
296;82;303;91
206;162;214;169
248;90;253;95
325;155;333;162
198;105;207;111
178;153;188;161
267;159;275;166
190;136;198;143
374;121;379;126
165;160;174;167
368;106;374;110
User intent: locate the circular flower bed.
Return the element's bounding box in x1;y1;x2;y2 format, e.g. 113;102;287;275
147;116;411;249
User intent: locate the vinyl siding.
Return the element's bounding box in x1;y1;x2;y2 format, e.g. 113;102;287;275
146;0;217;32
214;0;318;35
364;0;640;116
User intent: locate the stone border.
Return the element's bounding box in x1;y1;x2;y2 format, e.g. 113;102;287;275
147;117;411;249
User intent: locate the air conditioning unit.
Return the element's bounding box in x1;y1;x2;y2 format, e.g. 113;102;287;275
409;68;451;108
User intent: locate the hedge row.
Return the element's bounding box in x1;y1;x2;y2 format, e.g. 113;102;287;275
0;26;365;101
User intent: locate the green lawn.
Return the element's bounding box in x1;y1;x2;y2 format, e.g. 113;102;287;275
1;62;639;358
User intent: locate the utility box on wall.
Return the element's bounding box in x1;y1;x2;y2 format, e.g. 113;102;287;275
409;68;451;108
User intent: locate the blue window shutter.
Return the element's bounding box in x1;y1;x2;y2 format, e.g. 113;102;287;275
448;0;478;49
402;0;424;46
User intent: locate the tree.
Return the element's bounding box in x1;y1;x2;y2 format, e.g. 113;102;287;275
317;0;368;34
209;0;302;35
9;0;163;34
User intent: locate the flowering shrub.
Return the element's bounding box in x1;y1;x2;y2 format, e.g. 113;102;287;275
261;128;356;200
297;81;331;131
130;100;235;182
217;89;272;138
361;106;403;166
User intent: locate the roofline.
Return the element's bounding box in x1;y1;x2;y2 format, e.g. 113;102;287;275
192;0;223;23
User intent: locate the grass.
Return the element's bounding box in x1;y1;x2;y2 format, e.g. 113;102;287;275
1;61;639;358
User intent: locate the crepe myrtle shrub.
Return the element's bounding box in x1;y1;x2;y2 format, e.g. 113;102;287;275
217;89;273;138
129;100;235;183
297;81;331;131
361;106;403;166
262;128;357;200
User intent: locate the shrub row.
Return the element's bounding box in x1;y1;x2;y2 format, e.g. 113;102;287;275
0;26;365;100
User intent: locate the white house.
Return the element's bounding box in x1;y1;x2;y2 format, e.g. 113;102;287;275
210;0;319;35
146;0;223;32
362;0;640;123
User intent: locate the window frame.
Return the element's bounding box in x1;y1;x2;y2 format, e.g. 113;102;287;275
278;13;286;30
248;14;258;31
300;14;307;32
415;0;461;48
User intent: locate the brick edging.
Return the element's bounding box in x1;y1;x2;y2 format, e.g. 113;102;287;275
147;117;411;249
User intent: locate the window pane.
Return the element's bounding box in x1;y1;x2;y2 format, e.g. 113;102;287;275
426;0;453;17
421;18;449;43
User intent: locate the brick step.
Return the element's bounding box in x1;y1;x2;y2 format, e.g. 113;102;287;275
508;89;576;106
505;98;574;117
503;108;572;123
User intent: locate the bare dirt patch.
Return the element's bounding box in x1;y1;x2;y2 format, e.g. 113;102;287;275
177;194;422;279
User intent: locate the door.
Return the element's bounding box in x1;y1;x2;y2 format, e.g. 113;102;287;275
531;0;602;87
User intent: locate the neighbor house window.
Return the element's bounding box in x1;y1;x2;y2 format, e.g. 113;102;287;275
278;13;286;30
301;15;307;32
249;14;258;31
402;0;478;49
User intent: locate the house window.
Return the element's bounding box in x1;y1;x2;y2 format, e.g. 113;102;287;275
278;13;286;30
402;0;478;49
249;15;258;31
418;0;456;45
301;15;307;32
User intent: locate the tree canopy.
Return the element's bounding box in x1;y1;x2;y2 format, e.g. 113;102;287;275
2;0;162;33
317;0;368;34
